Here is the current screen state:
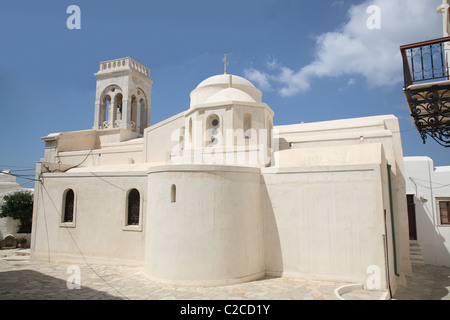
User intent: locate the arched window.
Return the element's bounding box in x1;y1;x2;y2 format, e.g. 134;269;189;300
131;96;138;130
114;93;123;123
244;113;252;139
171;185;176;203
63;189;75;223
127;189;140;226
102;95;112;128
139;97;149;132
105;98;111;121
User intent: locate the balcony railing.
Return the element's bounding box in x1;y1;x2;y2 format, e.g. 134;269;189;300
400;37;450;147
400;36;450;87
96;57;150;78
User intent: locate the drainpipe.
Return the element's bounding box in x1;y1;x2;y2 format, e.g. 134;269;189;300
387;164;400;277
384;211;392;298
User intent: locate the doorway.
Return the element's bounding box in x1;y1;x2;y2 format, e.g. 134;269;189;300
407;195;418;240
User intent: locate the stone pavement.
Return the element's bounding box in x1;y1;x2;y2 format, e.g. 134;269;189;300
0;249;449;300
393;264;450;300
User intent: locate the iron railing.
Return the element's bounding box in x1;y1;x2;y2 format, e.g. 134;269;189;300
401;37;450;147
400;36;450;87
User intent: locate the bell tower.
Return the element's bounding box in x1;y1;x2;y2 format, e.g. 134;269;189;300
93;57;153;134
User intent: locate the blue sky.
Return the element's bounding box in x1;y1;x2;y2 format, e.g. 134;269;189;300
0;0;448;187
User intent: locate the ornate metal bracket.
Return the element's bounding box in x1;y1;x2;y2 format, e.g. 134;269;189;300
404;84;450;147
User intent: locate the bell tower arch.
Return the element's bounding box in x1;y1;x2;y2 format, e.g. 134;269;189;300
93;57;153;134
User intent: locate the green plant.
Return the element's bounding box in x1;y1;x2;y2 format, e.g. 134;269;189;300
0;191;33;233
18;237;27;244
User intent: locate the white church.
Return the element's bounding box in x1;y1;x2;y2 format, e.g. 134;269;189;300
30;55;412;295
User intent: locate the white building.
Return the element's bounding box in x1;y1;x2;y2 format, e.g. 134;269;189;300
0;171;33;248
404;157;450;267
30;57;412;295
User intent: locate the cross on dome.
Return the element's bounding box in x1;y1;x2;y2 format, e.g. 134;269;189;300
222;54;229;74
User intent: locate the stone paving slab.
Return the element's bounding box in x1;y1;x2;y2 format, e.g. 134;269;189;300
393;265;450;300
0;249;449;300
0;254;345;300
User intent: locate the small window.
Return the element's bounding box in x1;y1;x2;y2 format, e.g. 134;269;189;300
127;189;140;226
171;185;176;203
438;200;450;225
63;189;75;223
208;114;219;128
206;114;220;147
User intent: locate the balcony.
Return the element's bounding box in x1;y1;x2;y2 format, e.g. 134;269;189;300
400;36;450;147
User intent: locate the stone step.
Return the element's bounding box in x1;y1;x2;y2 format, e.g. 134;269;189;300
410;240;420;247
410;247;422;254
411;259;425;266
15;249;30;256
409;240;425;267
410;253;424;260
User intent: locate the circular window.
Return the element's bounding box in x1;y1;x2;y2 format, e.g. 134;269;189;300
212;119;219;127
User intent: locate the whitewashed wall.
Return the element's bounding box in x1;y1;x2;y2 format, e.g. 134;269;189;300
404;157;450;267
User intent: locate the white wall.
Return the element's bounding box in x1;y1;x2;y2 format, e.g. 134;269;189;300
261;144;395;290
404;157;450;267
274;115;412;282
145;164;265;286
31;172;147;265
144;111;186;164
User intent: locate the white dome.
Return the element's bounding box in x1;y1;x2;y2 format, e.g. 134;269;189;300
196;74;256;89
190;74;262;108
206;88;256;104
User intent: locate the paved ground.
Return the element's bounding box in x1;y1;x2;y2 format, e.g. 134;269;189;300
0;248;449;300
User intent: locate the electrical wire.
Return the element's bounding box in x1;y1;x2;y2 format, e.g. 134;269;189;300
0;171;39;182
392;127;418;134
44;149;94;173
3;152;130;298
409;177;450;189
0;164;35;168
38;180;129;300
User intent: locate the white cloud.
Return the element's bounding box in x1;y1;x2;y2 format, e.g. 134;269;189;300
243;68;272;91
245;0;442;97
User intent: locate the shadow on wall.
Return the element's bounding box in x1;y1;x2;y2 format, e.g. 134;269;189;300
0;269;122;300
261;178;283;276
415;195;450;267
